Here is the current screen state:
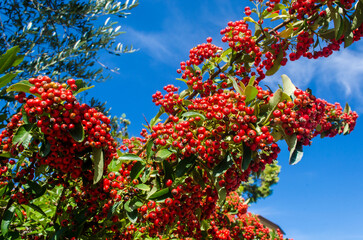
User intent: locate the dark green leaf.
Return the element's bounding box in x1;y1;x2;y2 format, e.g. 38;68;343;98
218;187;227;206
352;0;363;30
212;154;234;177
146;141;153;161
68;122;84;142
28;203;47;217
0;152;12;158
148;188;170;200
40;140;51;157
192;169;205;189
25;180;46;198
163;159;174;182
1;205;15;236
130;161;145;180
141;167;151;183
242;145;253;170
265;48;284;76
107;201;122;219
175;155;196;178
92;147;104;184
126;209;138;223
12;123;33;148
118;153;143;162
289;141;303;165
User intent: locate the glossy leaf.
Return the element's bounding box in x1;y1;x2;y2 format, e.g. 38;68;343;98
28;203;47;217
12;123;33;148
245;86;258;103
92;148;104;184
69;122;85;142
242;145;253;170
289;141;303;165
182;111;206;122
118;153;143;162
0;71;21;89
156;149;173;161
150;107;165;128
175;155;196;178
212;154;234;177
281;74;296;97
343;102;351;114
130;161;145;180
148;188;170;200
218;187;227;206
135;183;150;191
266;48;284;76
0;46;20;74
6;80;39;97
1;205;15;236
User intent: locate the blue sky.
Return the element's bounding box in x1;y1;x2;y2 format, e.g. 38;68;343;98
87;1;363;239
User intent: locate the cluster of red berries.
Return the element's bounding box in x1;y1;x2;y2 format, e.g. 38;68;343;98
0;76;117;180
152;84;181;114
186;38;223;66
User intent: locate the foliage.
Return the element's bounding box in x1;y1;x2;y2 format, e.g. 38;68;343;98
0;0;361;239
0;0;138;83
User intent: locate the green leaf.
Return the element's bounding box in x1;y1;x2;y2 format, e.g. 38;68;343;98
6;80;39;97
118;153;143;162
266;48;284;76
281;74;296;97
218;187;227;206
28;203;47;217
25;181;46;198
148;188;170;200
0;46;20;74
289;141;303;165
141;167;151;183
92;147;104;184
107;201;122;219
156;149;173;161
135;183;150;191
150;107;165;128
229;76;244;95
0;152;12;158
192;169;205;189
146;141;153;161
182;111;206;121
242;145;253;170
343;102;351;114
343;124;350;135
0;71;21;89
68;122;84;142
285;133;297;151
248;76;256;87
175;155;196;178
12;123;33;148
73;85;94;96
212;154;234;177
352;0;363;30
40;140;51;157
245;86;258;103
1;205;15;236
279;27;292;38
126;209;138;223
163;159;174;182
130;161;145;180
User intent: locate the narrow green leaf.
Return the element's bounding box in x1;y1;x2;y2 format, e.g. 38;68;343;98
1;205;15;236
218;187;227;206
148;188;170;200
212;154;234;177
28;203;47;217
40;140;51;157
141;167;151;183
126;209;138;223
289;141;303;165
130;161;145;180
12;123;33;148
175;155;196;178
73;85;94;96
92;148;104;184
265;48;284;76
182;111;206;121
352;0;363;30
135;183;150;191
118;153;143;162
343;102;351;114
242;145;253;170
343;124;350;135
150;107;165;128
230;76;244;95
68;122;85;142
